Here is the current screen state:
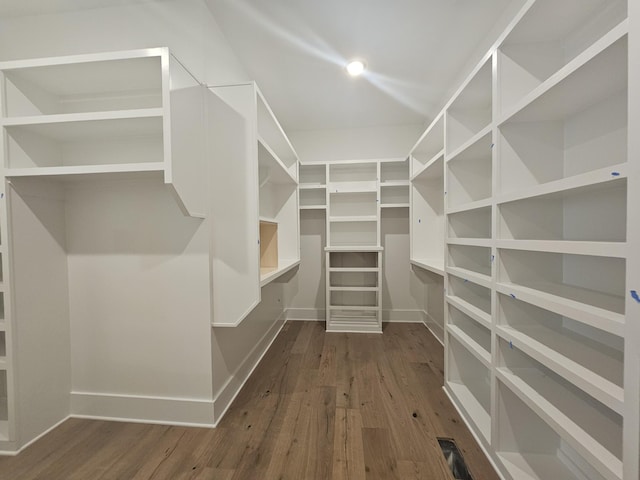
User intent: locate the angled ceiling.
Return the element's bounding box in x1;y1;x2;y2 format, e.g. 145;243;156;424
205;0;516;131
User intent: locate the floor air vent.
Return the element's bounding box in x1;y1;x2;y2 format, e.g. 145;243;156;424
438;438;474;480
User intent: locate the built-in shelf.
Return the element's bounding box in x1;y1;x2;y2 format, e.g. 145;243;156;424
4;162;165;181
410;114;444;177
446;278;492;329
448;205;491;239
259;259;300;287
446;266;491;289
447;323;491;367
410;258;444;276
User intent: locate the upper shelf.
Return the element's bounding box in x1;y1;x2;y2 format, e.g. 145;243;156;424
258;139;297;186
409;113;444;177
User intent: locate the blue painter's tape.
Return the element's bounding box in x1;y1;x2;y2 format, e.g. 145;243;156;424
490;143;495;149
631;290;640;303
509;340;513;349
464;279;468;283
510;293;516;299
418;219;421;223
491;255;495;262
611;172;621;176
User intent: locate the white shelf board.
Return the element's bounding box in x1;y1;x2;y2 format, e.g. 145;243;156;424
496;240;627;258
496;325;624;415
380;203;409;209
328;185;377;194
446;266;492;289
328;305;379;311
329;267;379;273
299;184;326;190
446;198;492;215
446;382;491;444
498;22;628;125
411;150;444;182
446;295;492;330
410;258;444;276
299;205;326;211
496;368;622;480
329;286;379;292
446;238;492;248
5;162;165;181
380;180;409;187
496;164;627;204
3;110;163;142
325;246;383;252
258;139;297;185
445;124;492;162
447;324;491;367
496;282;625;337
260;259;300;287
329;216;378;223
497;451;585;480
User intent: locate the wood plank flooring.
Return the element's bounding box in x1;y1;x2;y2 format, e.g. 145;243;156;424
0;322;499;479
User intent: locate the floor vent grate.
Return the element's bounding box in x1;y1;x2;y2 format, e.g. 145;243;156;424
438;437;474;480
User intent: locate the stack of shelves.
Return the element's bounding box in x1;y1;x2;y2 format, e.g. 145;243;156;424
299;164;327;210
406;0;633;478
380;157;410;208
0;184;10;444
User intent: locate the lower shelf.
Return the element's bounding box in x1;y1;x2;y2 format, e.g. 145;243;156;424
259;259;300;287
327;307;381;333
446;381;491;445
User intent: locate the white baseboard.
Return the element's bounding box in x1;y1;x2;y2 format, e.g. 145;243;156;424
382;309;424;323
286;308;325;321
212;309;287;425
0;415;71;456
421;310;444;345
70;392;215;427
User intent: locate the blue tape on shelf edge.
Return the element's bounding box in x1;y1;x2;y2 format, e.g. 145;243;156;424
611;171;621;176
490;143;495;149
632;290;640;303
509;340;513;349
510;293;516;299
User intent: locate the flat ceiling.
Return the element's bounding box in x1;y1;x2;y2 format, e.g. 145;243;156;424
205;0;516;131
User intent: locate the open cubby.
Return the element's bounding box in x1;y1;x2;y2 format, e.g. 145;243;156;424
299;164;326;185
0;369;7;441
329;251;378;269
330;290;377;307
380;158;409;183
329;162;377;192
330;271;378;288
411;161;444;265
497;293;623;403
446;131;492;209
447;336;491;442
256;92;297;176
498;0;627;113
448;244;492;277
0;293;4;321
448;275;491;317
0;332;5;357
329;191;377;218
498;36;627;194
498;337;623;477
448;206;491;239
496;379;608;480
1;55;162;117
498;179;627;242
446;59;492;154
259;220;278;271
299;188;326;207
380;185;409;206
448;304;491;357
4;117;164;170
329;222;377;247
498;249;625;315
411;114;444;175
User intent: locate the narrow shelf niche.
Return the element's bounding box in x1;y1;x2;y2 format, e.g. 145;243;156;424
411;157;444;262
499;179;626;242
299;164;326;185
498;249;625;315
448;275;491;318
329;251;377;269
497;292;623;396
496;380;609;480
447;131;492;209
330;271;378;288
498;36;628;194
0;369;7;440
380;158;409;183
259;220;278;272
447;336;491;442
300;188;326;208
446;59;492;154
330;291;377;307
330;223;377;247
411;115;444;176
498;338;622;476
2;56;162;117
448;206;491;239
380;185;409;205
448;244;492;277
449;304;491;356
329;162;377;192
498;0;627;113
0;331;5;357
330;191;377;218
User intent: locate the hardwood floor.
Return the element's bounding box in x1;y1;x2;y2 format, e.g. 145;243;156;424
0;322;499;479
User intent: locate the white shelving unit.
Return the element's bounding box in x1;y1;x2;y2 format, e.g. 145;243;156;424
299;163;327;210
211;82;300;324
403;1;636;478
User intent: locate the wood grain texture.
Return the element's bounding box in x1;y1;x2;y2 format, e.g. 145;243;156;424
0;322;498;479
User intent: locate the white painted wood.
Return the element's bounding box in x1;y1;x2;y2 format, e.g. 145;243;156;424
408;113;444;176
446;294;492;330
447;324;491;367
410;259;444;277
448;205;491;239
446;266;492;289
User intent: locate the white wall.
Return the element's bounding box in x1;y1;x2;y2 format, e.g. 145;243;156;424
0;0;289;429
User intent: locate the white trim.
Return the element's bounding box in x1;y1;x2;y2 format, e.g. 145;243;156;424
70;392;214;426
286;308;325;321
0;415;71;456
421;310;445;345
212;310;287;425
382;309;423;323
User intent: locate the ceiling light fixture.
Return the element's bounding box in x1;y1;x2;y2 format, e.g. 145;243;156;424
346;60;365;77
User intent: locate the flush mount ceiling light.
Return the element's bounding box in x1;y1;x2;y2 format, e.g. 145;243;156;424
346;60;365;77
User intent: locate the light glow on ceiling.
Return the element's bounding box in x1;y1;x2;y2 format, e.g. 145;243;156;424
346;60;365;77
